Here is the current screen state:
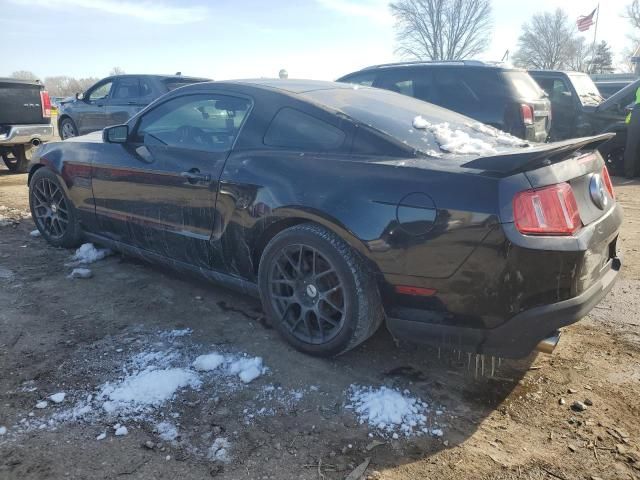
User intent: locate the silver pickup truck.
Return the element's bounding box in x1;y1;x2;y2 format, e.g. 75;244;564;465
0;78;55;173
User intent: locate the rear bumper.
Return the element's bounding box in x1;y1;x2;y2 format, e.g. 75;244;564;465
0;124;54;146
386;256;621;358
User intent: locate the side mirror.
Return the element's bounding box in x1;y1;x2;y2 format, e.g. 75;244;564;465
103;124;129;144
76;92;84;100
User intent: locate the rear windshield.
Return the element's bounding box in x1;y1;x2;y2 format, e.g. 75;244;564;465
568;74;603;106
303;87;531;158
163;79;207;91
503;71;546;99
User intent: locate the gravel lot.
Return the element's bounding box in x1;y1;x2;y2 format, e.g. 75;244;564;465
1;166;639;480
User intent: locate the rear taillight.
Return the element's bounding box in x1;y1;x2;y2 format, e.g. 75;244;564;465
513;183;582;236
601;166;615;200
521;104;534;125
40;90;51;118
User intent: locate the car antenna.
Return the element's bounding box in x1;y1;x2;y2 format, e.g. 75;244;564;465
175;71;182;76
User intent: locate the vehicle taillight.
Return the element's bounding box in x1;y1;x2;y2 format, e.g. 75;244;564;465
513;183;582;236
40;90;51;118
521;104;534;125
601;166;615;200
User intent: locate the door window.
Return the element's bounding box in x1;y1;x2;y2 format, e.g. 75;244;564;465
112;78;141;99
88;81;113;101
375;69;434;102
263;108;345;150
339;72;377;87
136;94;251;152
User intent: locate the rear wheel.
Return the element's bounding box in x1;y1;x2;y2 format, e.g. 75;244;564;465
60;118;78;140
258;223;383;356
2;146;32;173
29;167;82;248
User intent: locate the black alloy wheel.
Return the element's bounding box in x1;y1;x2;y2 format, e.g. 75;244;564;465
259;223;384;356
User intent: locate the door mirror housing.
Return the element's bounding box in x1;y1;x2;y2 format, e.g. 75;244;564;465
103;124;129;144
76;92;84;100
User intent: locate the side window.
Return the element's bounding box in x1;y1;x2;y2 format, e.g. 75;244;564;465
433;70;480;110
136;94;251;152
551;79;573;106
139;78;153;97
88;81;113;101
340;72;377;87
264;108;345;151
112;78;140;99
376;70;433;102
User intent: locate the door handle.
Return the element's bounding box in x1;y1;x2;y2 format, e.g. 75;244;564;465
181;169;211;184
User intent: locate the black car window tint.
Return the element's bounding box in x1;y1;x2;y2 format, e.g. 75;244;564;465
551;80;573;105
136;94;251;153
139;79;153;97
263;108;345;151
433;70;478;109
88;81;113;101
376;70;433;103
340;72;376;86
113;78;141;99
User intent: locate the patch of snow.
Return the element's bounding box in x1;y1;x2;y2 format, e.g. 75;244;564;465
227;356;265;383
347;386;429;438
96;432;106;440
156;421;178;441
0;426;6;435
413;115;430;129
468;122;525;147
430;122;497;156
68;243;111;265
160;328;192;340
29;229;41;237
131;350;179;370
114;425;128;436
35;401;48;409
67;268;93;279
192;353;225;372
208;437;231;463
431;428;444;437
100;368;202;414
49;392;65;404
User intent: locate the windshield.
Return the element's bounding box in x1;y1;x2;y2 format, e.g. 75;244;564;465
569;74;603;106
503;71;546;99
303;86;531;158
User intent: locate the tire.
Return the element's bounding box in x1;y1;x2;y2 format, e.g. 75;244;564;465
29;167;83;248
2;146;31;173
258;223;384;357
59;117;78;140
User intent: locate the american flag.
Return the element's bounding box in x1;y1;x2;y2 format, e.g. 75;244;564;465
577;8;597;32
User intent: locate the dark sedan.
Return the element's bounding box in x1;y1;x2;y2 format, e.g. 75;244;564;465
27;80;622;358
57;74;209;140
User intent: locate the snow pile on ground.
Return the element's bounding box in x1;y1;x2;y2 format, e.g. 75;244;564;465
49;392;65;404
192;353;225;372
208;437;231;463
67;268;93;279
0;426;7;435
68;243;111;265
227;356;265;383
347;386;435;438
100;368;202;414
114;424;128;436
155;421;178;441
29;229;41;237
160;328;193;340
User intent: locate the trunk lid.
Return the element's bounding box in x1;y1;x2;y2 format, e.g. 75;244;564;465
0;78;48;125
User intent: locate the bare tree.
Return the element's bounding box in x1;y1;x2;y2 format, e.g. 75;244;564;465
43;76;101;97
10;70;39;81
566;38;593;73
109;66;126;76
626;0;640;29
389;0;492;60
512;9;578;70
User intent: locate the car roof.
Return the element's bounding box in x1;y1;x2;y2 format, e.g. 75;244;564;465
227;78;354;94
342;60;525;73
104;74;210;82
529;70;588;76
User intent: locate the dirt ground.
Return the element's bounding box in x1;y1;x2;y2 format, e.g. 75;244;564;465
1;166;639;480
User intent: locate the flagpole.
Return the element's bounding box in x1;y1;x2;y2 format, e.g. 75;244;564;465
592;4;599;50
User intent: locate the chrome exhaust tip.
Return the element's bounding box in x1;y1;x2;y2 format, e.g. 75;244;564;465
536;332;560;354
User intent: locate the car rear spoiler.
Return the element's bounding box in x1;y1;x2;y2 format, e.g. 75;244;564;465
461;133;615;175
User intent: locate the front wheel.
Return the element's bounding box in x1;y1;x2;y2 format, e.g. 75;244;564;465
59;118;78;140
29;167;82;248
258;223;384;357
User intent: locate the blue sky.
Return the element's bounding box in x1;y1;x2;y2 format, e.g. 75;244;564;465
0;0;635;81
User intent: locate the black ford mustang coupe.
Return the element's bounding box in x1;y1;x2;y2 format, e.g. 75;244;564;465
27;80;622;358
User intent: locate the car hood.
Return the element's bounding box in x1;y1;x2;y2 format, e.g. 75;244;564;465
64;131;103;143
